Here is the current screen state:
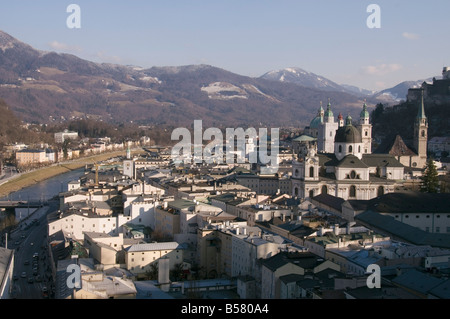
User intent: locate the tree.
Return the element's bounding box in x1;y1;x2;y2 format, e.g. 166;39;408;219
145;262;159;280
170;263;185;282
420;159;439;193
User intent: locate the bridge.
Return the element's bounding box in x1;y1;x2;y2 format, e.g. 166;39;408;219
0;200;48;211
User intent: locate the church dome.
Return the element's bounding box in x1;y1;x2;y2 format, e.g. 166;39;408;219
335;124;362;143
309;116;323;129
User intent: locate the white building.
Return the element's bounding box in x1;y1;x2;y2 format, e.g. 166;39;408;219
48;206;134;241
124;242;184;277
292;104;405;201
55;130;79;144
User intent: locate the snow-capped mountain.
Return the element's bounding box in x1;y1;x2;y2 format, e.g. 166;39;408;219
373;77;438;102
260;67;376;98
260;67;347;92
340;84;376;97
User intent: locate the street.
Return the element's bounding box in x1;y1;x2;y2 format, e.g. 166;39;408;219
8;201;58;299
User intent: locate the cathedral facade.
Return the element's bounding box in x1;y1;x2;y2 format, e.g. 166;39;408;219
292;99;427;201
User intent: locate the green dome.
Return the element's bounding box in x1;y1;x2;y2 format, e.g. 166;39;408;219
310;116;323;129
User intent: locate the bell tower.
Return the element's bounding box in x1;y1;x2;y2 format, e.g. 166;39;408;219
413;89;428;161
358;102;372;154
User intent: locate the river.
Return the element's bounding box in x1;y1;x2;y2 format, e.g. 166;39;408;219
0;168;85;225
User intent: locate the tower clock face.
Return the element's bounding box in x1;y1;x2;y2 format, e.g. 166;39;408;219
309;160;314;164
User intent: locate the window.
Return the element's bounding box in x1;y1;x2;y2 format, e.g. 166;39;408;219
421;130;425;137
365;131;368;136
349;185;356;198
339;145;342;152
349;145;353;153
436;227;440;233
321;185;328;195
309;190;314;198
309;167;314;178
405;215;409;218
377;186;384;197
350;171;357;179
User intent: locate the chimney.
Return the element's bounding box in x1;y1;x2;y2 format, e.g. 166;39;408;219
334;224;340;236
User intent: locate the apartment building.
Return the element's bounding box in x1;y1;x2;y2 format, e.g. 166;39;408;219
124;242;184;277
16;149;47;166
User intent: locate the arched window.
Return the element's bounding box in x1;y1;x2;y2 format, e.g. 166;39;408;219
349;145;353;153
421;130;425;137
365;131;368;136
309;189;314;198
322;185;328;195
295;169;299;177
294;187;298;196
358;146;361;153
349;185;356;198
377;186;384;197
309;166;314;178
338;145;342;153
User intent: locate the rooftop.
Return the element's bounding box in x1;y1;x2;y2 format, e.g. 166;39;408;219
125;242;184;252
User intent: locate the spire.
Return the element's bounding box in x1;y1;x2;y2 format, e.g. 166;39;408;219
360;101;369;119
345;114;353;126
318;101;324;117
338;112;343;121
324;98;334;119
417;89;426;120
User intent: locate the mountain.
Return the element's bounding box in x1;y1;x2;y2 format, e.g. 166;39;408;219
372;77;438;103
260;67;377;99
260;67;347;93
340;84;376;97
0;30;369;128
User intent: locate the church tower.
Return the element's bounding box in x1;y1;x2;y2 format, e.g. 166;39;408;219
338;113;344;128
358;102;372;154
413;89;428;162
318;99;338;153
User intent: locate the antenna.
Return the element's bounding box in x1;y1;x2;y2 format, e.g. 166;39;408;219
95;163;99;187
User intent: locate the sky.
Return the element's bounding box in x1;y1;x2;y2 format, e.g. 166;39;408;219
0;0;449;91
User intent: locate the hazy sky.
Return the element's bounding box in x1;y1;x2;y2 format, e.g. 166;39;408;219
0;0;448;91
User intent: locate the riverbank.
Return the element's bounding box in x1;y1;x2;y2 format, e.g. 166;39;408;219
0;148;144;198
